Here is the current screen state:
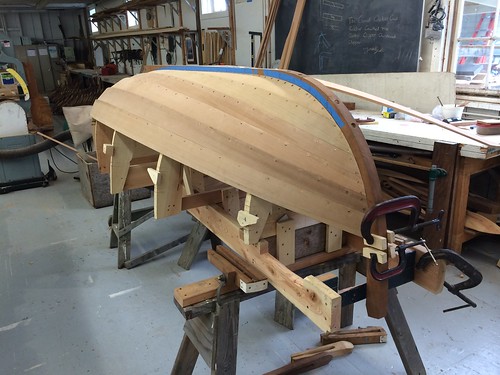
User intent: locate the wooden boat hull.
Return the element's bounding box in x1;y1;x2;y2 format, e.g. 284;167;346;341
92;66;383;237
92;66;392;330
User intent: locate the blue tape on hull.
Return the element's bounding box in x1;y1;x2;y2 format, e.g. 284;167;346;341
158;65;345;128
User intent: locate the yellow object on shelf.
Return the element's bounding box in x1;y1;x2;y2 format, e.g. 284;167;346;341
5;68;29;100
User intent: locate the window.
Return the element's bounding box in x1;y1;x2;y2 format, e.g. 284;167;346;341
125;0;139;27
201;0;227;15
89;7;98;33
127;10;139;27
455;1;500;89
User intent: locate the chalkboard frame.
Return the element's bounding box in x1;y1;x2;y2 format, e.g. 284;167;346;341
276;0;425;75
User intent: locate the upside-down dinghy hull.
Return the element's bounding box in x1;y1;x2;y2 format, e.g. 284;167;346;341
91;66;383;237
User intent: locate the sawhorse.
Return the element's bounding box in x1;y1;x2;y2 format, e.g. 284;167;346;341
109;190;214;269
171;253;426;375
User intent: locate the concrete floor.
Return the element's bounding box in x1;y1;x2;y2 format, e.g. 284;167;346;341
1;147;499;375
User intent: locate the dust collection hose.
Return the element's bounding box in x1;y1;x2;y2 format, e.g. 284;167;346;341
0;130;72;160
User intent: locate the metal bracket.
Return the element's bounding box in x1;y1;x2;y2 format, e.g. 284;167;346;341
216;274;227;306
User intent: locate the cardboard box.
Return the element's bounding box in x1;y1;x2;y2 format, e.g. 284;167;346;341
77;151;150;208
0;84;19;99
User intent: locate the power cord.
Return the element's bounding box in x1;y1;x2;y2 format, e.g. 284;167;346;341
428;0;446;31
49;148;78;174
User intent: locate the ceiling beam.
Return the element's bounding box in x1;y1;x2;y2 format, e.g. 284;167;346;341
36;0;51;9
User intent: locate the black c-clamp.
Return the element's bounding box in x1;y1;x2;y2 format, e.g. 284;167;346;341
361;195;421;245
417;249;483;312
361;196;433;281
362;196;482;312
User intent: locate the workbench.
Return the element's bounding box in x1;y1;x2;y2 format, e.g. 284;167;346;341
68;68;129;87
357;113;500;252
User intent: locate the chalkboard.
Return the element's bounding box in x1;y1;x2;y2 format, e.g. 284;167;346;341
275;0;424;74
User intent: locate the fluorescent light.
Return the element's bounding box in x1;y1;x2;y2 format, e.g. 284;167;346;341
45;3;88;8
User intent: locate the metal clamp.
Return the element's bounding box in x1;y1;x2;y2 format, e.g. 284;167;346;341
370;240;424;281
361;196;421;245
417;248;483;312
362;196;444;246
216;274;227;306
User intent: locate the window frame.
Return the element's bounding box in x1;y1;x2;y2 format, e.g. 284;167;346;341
89;7;99;34
201;0;228;15
452;0;500;90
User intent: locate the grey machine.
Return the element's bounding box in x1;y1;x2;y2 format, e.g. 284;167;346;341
0;34;55;193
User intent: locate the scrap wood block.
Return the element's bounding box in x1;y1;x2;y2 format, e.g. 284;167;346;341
291;340;354;362
263;341;353;375
208;247;268;293
320;326;387;345
174;274;238;308
343;101;355;110
176;245;270;308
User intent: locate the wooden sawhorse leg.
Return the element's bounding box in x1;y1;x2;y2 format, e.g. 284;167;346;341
177;220;209;270
117;191;132;269
109;194;119;249
385;288;426;375
172;300;240;375
109;192;207;270
171;335;198;374
339;262;357;327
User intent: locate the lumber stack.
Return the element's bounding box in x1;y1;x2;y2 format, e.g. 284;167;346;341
377;167;500;234
201;30;233;65
255;0;281;67
377;168;428;208
49;81;105;114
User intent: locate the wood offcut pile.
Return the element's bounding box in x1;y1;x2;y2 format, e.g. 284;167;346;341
378;167;500;235
201;30;234;65
49;81;105;115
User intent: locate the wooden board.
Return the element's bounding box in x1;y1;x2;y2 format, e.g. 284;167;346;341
91;26;186;40
255;0;281;68
465;210;500;235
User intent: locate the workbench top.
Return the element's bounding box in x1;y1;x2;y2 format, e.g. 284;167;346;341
68;69;130;85
355;111;500;159
68;68;100;77
100;74;130;85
